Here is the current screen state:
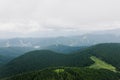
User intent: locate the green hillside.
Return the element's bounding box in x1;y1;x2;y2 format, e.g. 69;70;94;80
87;43;120;70
0;47;37;66
0;56;9;64
0;45;85;66
1;67;120;80
0;50;93;78
1;43;120;78
89;56;116;72
54;68;64;73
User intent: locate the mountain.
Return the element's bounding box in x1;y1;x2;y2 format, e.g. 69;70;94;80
1;29;120;47
0;47;39;66
85;43;120;70
1;43;120;78
0;45;86;66
0;47;36;57
43;45;87;54
0;55;11;66
1;67;120;80
0;50;92;78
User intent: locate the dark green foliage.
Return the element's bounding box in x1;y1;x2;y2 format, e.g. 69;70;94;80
0;50;93;78
2;67;120;80
0;55;9;66
0;47;36;66
1;43;120;78
86;43;120;69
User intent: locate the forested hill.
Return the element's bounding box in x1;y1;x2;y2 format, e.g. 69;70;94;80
0;50;92;78
0;47;37;66
2;67;120;80
85;43;120;69
1;43;120;78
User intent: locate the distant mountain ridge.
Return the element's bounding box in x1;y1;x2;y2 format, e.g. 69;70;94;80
1;28;120;47
0;45;86;67
43;44;87;53
0;47;39;66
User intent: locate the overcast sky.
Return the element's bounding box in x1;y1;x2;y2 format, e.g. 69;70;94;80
0;0;120;38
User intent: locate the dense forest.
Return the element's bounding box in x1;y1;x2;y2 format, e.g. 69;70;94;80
0;43;120;79
0;50;93;78
2;67;120;80
0;47;37;66
85;43;120;70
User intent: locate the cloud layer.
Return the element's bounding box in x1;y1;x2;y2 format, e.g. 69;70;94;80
0;0;120;38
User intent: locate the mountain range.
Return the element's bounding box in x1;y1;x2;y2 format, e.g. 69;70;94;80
0;28;120;48
0;43;120;79
0;45;85;67
1;28;120;80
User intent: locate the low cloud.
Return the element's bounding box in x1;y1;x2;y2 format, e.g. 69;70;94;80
0;0;120;38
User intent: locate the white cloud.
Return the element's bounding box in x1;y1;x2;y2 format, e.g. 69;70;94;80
0;0;120;38
0;20;54;34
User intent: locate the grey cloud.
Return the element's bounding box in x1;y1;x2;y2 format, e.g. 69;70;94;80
0;0;120;38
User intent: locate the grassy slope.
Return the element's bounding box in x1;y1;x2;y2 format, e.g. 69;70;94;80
88;43;120;69
54;69;64;73
89;56;116;72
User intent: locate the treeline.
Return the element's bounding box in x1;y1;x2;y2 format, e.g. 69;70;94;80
87;43;120;70
2;67;120;80
0;50;93;78
1;43;120;78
